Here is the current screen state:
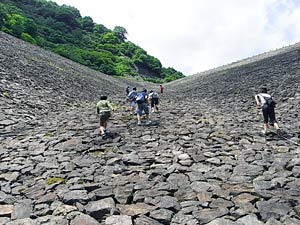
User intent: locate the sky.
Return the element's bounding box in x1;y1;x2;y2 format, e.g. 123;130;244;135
53;0;300;75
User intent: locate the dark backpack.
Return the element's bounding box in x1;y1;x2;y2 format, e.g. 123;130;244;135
152;92;158;98
136;92;145;103
263;96;277;108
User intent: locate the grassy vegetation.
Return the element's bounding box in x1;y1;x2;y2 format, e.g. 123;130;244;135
47;177;66;185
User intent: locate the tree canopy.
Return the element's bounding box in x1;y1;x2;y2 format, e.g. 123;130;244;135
0;0;185;82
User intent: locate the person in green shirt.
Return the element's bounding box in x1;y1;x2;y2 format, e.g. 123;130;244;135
96;96;113;136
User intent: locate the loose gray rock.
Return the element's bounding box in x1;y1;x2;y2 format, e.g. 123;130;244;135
117;203;157;216
0;217;11;224
6;218;38;225
63;190;89;204
265;218;283;225
134;215;164;225
193;208;229;224
70;214;101;225
105;215;132;225
206;218;243;225
85;197;115;220
256;199;292;220
0;205;13;217
149;208;174;224
236;214;264;225
1;29;300;225
12;199;32;219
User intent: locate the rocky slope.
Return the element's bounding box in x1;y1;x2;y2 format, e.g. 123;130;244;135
1;31;300;225
0;31;151;138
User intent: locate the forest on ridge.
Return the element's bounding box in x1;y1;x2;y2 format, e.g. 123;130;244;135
0;0;184;82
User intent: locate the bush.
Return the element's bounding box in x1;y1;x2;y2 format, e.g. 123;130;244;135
21;32;36;44
143;77;163;83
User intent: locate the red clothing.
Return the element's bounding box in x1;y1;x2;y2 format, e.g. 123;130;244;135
160;86;164;93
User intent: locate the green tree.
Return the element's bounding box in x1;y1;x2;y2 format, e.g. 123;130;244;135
132;48;147;64
115;59;135;76
119;41;137;57
21;32;36;44
80;16;94;32
6;13;26;36
47;32;65;43
162;67;184;82
101;44;120;55
0;0;185;81
54;5;80;28
93;24;109;35
0;3;7;28
36;1;57;18
101;31;119;44
113;26;127;42
24;18;37;37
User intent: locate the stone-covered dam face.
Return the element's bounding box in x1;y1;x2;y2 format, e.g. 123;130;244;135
1;31;300;225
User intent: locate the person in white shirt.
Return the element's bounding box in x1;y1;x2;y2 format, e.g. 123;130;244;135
127;87;137;114
255;87;280;135
148;90;159;113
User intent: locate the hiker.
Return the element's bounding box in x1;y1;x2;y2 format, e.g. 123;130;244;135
160;84;164;94
149;90;159;112
127;87;137;114
255;87;280;135
96;95;113;136
126;86;130;95
136;88;150;125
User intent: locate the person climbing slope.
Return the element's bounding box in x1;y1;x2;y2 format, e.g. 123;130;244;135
127;87;137;114
160;84;164;94
136;88;151;125
96;95;113;136
149;90;159;112
126;86;130;95
255;87;281;135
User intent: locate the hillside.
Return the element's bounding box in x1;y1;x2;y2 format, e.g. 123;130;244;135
0;0;184;81
1;31;300;225
0;31;153;137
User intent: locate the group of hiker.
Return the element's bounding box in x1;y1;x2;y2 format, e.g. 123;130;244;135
129;86;163;125
96;85;163;136
96;85;281;137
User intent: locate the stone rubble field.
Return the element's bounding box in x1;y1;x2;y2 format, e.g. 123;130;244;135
1;31;300;225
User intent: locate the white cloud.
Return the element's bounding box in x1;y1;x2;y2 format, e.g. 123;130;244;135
54;0;300;75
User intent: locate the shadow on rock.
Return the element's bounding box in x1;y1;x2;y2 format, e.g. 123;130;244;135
103;131;121;139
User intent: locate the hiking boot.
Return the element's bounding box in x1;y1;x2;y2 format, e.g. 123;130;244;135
137;122;142;126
